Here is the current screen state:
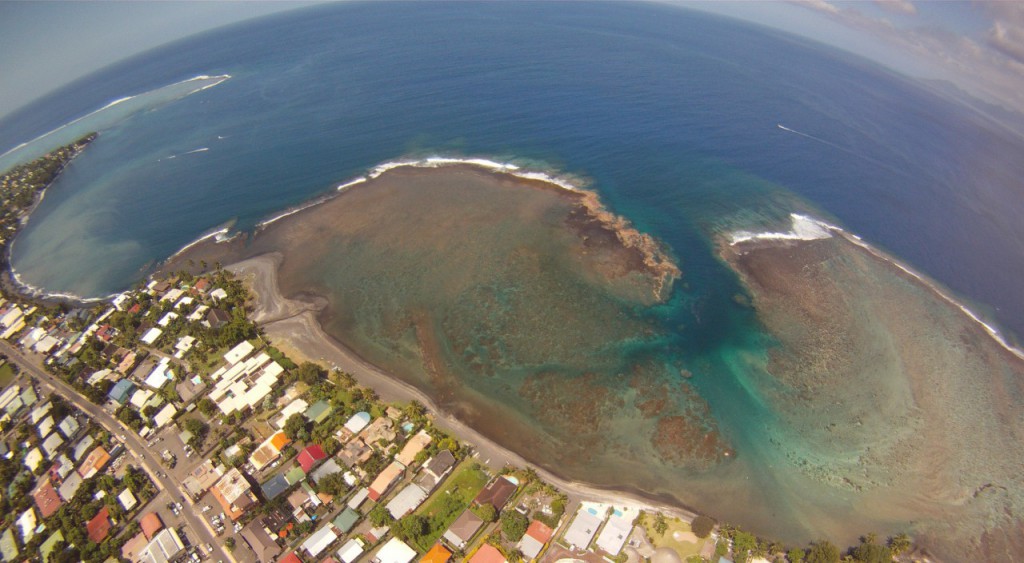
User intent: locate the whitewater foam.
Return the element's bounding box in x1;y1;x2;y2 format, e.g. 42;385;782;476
364;156;582;192
730;213;835;245
730;213;1024;361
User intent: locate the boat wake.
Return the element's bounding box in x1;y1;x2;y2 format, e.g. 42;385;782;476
731;213;1024;361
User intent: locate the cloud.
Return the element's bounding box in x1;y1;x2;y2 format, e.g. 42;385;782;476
873;0;917;16
792;0;840;15
786;0;1024;116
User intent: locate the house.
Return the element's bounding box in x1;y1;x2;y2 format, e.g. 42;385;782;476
360;416;396;445
304;400;333;424
33;480;63;518
17;508;37;543
240;520;282;562
347;487;370;510
469;544;507;563
51;454;74;481
40;531;64;562
206;308;231;329
396;430;432;467
279;553;302;563
211;467;256;521
157;312;178;327
261;474;290;500
473;475;518;511
139;528;185;563
57;415;80;438
594;507;637;556
143;359;174;389
209;287;228;302
121;533;149;562
183;460;224;498
119;488;138;511
37;415;55;438
193;278;211;293
285;466;306;485
337;538;365;563
375;538;417;563
311;459;344;484
443;509;484;549
23;447;43;471
0;528;18;562
141;513;165;540
297;444;327;473
386;483;429;519
108;379;136;404
368;461;404;501
41;432;64;458
274;398;309;428
422;543;452;563
517;520;554;560
87;506;112;543
343;411;371;435
72;435;95;461
249;431;290;471
415;450;456;493
338;438;373;467
332;507;361;534
58;472;83;501
78;446;111;478
563;504;604;551
140;327;163;345
153;404;177;428
302;526;339;559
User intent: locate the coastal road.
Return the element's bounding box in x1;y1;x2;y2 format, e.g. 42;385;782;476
0;341;236;563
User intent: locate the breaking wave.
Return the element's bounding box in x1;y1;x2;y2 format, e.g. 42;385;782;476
730;213;1024;361
0;74;231;163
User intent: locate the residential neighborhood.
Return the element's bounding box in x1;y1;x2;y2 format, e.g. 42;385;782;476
0;270;735;563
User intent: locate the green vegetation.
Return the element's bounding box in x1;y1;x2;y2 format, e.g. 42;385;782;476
401;460;490;552
691;515;715;538
0;362;15;387
501;511;529;542
639;513;711;561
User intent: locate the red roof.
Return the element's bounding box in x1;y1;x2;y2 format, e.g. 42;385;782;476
297;445;326;473
33;480;63;518
128;303;142;315
469;544;507;563
87;506;112;543
279;553;302;563
526;520;554;543
140;512;164;540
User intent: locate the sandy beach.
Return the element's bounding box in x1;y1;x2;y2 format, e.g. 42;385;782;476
229;253;699;519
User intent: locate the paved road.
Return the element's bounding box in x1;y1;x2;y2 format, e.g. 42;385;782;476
0;341;236;563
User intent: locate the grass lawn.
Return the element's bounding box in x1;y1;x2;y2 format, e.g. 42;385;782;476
0;363;15;387
638;513;711;560
409;459;490;551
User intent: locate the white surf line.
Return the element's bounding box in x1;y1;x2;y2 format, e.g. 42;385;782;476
364;156;582;192
183;147;209;155
0;74;231;161
165;226;232;261
731;212;1024;361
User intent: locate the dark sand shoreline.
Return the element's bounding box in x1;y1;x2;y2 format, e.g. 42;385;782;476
228;252;700;518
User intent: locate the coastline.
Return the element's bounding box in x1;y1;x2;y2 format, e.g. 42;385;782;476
228;252;700;520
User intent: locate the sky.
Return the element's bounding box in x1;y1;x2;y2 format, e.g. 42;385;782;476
2;1;1024;119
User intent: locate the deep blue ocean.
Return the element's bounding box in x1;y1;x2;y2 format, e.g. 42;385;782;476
6;3;1024;548
4;2;1023;344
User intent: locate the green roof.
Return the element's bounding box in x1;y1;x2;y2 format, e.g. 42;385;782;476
332;507;361;533
0;528;18;562
285;465;306;485
304;400;333;424
40;530;64;562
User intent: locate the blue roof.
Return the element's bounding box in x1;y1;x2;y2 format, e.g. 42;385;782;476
261;474;290;500
353;411;371;422
108;380;136;403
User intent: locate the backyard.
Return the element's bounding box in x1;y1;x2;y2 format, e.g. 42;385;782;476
637;512;713;561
